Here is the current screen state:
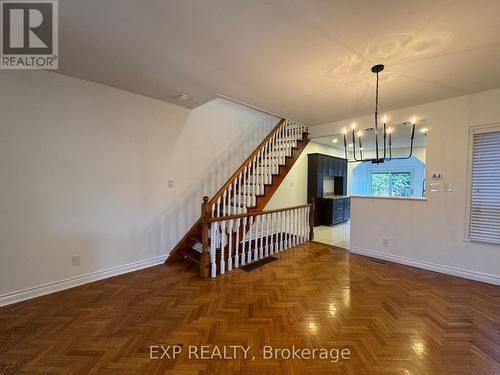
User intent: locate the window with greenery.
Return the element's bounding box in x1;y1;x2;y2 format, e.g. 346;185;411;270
371;172;412;197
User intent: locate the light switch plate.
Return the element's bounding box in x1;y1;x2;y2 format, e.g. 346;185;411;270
167;180;174;188
430;182;441;192
444;183;453;192
431;172;443;180
72;255;81;267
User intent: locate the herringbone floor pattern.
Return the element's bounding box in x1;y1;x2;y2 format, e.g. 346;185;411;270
0;243;498;374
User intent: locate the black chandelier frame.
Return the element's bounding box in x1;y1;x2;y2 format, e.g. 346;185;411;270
343;64;416;164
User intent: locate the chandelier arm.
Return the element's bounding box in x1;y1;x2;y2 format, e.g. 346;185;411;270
383;123;387;159
359;134;363;160
352;130;360;161
404;122;416;158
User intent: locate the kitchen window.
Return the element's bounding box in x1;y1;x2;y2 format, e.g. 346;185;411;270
371;171;413;197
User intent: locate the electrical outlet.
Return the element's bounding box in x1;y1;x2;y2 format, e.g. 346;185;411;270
382;238;389;247
72;255;81;267
168;179;174;188
289;181;294;187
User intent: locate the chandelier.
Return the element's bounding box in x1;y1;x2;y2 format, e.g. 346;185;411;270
343;64;416;164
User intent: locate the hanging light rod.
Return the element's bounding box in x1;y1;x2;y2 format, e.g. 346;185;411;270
343;64;416;164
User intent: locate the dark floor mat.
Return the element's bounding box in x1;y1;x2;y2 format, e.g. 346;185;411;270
240;256;278;272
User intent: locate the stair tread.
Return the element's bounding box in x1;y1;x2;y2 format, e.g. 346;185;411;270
179;247;202;263
188;235;202;243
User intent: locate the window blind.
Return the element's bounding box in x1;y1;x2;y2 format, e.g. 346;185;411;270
469;130;500;245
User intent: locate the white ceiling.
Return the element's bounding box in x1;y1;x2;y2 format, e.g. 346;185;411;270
57;0;500;125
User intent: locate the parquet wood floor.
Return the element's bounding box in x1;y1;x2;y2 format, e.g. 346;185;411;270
0;242;498;374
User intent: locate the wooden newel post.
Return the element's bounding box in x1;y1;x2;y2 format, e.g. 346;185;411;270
200;196;210;278
309;197;315;241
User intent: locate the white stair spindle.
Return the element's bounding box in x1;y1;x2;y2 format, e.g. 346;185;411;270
235;218;240;268
299;207;304;244
276;132;281;172
248;164;253;208
243;167;248;210
252;215;258;261
296;208;300;244
298;207;302;244
269;212;274;255
272;134;277;174
307;206;311;240
263;143;268;185
265;213;269;257
293;208;297;247
284;210;288;249
250;166;254;209
271;212;276;254
285;209;289;249
278;125;283;165
236;175;241;214
267;141;272;184
302;207;306;243
217;197;222;217
303;207;306;242
259;213;265;259
252;216;258;262
210;222;216;278
278;210;283;251
241;216;247;265
296;207;300;246
228;219;233;271
220;220;226;274
223;190;228;217
295;209;300;245
233;181;238;215
287;123;292;157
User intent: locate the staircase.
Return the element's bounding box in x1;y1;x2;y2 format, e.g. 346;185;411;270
166;118;314;277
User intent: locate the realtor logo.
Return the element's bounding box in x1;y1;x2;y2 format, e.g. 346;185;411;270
1;0;58;69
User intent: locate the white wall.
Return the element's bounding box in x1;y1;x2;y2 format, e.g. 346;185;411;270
310;88;500;285
0;70;277;302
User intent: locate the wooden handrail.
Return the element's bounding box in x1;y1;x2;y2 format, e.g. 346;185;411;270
208;118;286;206
208;203;312;223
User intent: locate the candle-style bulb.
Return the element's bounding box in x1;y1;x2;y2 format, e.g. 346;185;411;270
388;127;393;134
411;115;416;125
357;131;362;137
351;122;356;130
342;127;347;135
383;114;387;124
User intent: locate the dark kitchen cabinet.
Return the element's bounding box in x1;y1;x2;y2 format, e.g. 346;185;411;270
319;197;351;225
308;153;349;226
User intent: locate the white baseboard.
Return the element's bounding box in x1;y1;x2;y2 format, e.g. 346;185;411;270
350;246;500;286
0;255;168;307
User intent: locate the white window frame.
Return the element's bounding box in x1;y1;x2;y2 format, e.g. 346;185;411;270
464;122;500;244
366;166;417;197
